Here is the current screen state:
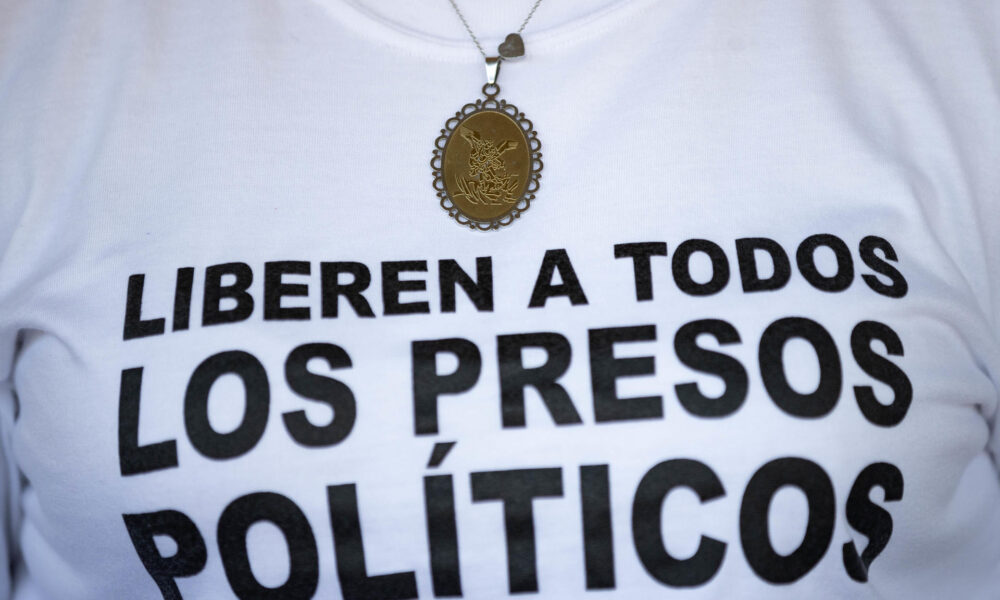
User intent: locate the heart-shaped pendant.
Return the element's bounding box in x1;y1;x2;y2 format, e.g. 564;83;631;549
497;33;525;59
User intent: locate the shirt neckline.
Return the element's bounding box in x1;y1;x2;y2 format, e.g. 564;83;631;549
311;0;658;62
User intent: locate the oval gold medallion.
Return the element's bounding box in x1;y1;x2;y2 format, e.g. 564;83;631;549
432;86;542;230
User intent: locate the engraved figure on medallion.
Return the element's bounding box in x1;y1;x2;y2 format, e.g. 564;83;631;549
453;126;520;206
434;101;540;230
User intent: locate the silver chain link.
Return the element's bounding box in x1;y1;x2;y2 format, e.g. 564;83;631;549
446;0;545;58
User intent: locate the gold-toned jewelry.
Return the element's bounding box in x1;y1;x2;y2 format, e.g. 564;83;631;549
432;2;545;231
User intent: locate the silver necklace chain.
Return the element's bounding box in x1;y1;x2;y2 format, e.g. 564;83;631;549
446;0;545;58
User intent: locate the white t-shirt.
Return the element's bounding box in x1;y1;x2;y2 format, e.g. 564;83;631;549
0;1;998;598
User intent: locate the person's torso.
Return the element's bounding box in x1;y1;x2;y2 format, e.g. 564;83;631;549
0;1;998;598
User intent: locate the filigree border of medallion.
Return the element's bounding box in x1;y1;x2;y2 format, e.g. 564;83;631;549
431;93;543;231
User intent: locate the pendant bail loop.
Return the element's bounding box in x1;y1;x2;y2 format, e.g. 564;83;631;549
485;56;501;85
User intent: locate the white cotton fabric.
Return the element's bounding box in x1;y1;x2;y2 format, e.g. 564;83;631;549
0;0;998;598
